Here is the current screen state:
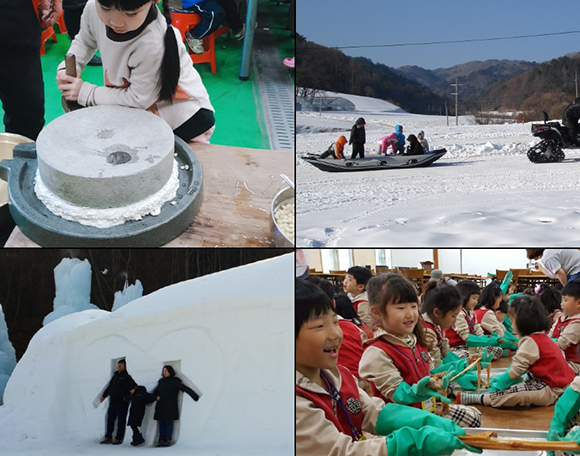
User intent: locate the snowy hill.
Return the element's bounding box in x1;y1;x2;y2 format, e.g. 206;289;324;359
0;255;294;455
296;92;580;247
319;90;407;113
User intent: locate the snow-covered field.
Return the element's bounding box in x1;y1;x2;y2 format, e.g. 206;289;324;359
297;91;580;246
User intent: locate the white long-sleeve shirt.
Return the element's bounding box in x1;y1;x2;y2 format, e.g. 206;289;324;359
59;0;214;130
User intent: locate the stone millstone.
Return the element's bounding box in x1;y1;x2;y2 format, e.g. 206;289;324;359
36;106;174;208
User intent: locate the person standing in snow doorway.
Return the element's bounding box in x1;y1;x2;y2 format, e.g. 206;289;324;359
154;365;200;447
127;385;157;446
100;359;137;445
349;117;366;159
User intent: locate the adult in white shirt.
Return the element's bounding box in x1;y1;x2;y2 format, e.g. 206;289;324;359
526;249;580;285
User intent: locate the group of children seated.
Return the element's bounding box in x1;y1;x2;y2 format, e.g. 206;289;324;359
316;122;430;161
296;266;580;456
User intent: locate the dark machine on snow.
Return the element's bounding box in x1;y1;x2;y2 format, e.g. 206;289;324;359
527;111;580;163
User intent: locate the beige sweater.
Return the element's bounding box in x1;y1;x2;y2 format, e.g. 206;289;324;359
478;309;506;336
296;368;387;456
421;313;451;369
60;0;214;130
452;308;484;342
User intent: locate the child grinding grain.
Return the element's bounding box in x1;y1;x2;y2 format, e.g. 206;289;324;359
549;279;580;374
457;295;574;408
56;0;215;143
358;274;481;428
295;279;479;456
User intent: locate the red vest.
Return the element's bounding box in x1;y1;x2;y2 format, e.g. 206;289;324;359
296;365;364;441
352;295;367;313
421;319;443;348
528;333;575;387
552;316;580;364
364;337;430;407
473;308;492;335
338;320;364;378
444;310;475;347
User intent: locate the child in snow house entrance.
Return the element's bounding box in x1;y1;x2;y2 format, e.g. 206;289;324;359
56;0;215;143
127;385;157;446
154;365;200;447
295;279;479;456
100;359;138;445
358;273;482;428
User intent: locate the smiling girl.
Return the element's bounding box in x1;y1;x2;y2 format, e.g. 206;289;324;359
359;274;481;428
56;0;215;142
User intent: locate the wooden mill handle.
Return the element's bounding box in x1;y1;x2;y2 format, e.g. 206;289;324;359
65;54;76;77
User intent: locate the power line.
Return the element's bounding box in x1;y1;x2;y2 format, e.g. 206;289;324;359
315;30;580;50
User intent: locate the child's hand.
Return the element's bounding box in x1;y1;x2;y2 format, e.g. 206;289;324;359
57;74;83;101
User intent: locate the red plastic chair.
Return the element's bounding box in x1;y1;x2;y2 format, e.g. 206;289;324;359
31;0;58;56
169;9;229;74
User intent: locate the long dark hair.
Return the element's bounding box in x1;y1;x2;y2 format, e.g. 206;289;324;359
455;280;480;308
476;282;503;310
163;365;176;377
509;295;549;336
96;0;180;102
421;282;462;318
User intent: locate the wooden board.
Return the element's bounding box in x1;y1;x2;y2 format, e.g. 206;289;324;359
4;143;294;247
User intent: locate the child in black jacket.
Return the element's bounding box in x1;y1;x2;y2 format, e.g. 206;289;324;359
127;386;157;446
405;134;424;155
349;117;366;159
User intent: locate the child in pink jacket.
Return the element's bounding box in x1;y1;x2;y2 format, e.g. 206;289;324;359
378;133;398;155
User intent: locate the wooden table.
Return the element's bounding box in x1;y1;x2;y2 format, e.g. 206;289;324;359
516;274;560;291
4;143;294;247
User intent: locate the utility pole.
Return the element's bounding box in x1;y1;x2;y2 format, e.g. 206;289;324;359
576;69;579;98
445;101;449;126
451;78;462;126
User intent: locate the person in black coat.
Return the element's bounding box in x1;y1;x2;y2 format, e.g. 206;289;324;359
562;97;580;145
127;385;157;446
348;117;366;159
154;365;200;447
99;360;137;445
405;134;424;155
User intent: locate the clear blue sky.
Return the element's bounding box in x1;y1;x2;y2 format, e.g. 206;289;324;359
298;0;580;70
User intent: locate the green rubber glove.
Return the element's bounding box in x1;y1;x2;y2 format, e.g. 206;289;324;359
552;337;559;344
442;352;463;364
500;271;513;295
375;403;462;436
503;314;515;333
386;426;483;456
392;377;451;405
431;358;467;375
480;349;494;367
488;371;524;392
502;331;519;344
509;292;522;304
466;333;500;347
560;426;580;454
548;387;580;442
453;371;480;390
